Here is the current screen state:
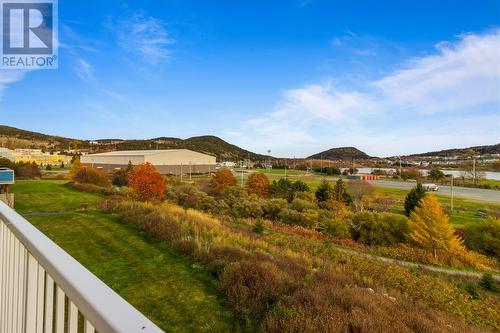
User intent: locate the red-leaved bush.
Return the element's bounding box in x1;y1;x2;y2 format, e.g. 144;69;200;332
129;163;166;202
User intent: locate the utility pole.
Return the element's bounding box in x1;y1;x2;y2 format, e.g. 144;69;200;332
267;149;271;172
180;163;183;182
320;154;323;174
398;156;402;179
284;165;287;179
189;163;192;182
473;157;476;185
451;176;454;212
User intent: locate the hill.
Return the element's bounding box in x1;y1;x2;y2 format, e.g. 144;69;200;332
406;143;500;157
0;125;269;161
308;147;371;160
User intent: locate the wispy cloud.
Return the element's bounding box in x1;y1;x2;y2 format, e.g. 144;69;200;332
235;29;500;157
74;58;94;82
116;13;174;65
0;70;25;100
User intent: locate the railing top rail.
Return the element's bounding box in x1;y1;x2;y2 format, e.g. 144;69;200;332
0;201;164;333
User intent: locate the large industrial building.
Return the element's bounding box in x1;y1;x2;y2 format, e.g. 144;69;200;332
80;149;217;175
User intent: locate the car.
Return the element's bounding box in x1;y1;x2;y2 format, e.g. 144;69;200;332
423;183;439;191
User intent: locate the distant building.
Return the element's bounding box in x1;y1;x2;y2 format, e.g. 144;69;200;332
80;149;216;175
0;148;71;166
218;161;236;169
347;174;380;181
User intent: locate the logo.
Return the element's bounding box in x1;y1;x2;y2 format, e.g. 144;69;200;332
1;0;57;69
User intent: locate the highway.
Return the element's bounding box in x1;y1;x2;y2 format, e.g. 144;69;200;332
244;170;500;204
368;180;500;203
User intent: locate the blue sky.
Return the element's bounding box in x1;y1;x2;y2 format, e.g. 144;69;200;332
0;0;499;157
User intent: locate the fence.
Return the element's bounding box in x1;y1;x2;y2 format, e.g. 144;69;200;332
0;200;164;333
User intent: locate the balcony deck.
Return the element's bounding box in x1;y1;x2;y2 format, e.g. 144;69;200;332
0;200;164;333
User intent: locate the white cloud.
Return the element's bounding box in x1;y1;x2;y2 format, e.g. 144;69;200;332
375;31;500;114
237;30;500;157
74;58;93;82
117;13;174;65
0;70;25;99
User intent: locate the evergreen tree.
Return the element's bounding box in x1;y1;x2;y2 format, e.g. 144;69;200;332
408;194;463;260
315;180;334;202
332;179;352;205
404;183;426;216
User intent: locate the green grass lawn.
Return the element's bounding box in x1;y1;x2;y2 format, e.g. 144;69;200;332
252;168;308;176
11;180;102;213
374;186;500;227
10;180;236;332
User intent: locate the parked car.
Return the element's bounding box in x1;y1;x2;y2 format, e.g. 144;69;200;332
423;183;439;191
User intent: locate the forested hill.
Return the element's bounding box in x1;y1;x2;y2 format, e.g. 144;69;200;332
0;125;269;161
308;147;372;160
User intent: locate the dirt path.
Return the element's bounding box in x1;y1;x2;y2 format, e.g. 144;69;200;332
333;246;500;281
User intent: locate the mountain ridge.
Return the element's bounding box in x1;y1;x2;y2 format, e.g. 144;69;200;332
308;147;371;161
0;125;268;161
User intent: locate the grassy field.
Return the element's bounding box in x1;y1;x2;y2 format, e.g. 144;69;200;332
10;180;236;332
373;186;500;227
251;168;308;176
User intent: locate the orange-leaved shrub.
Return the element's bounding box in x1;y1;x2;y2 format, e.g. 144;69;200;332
72;166;111;187
210;167;237;194
129;163;166;202
246;172;270;198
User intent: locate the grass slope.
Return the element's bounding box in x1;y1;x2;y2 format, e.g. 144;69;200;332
11;180;236;332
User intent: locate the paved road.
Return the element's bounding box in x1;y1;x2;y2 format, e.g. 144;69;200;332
236;170;500;203
368;180;500;203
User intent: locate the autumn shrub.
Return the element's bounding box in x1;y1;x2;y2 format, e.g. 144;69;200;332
321;199;350;219
16;163;42;179
72;166;110;187
361;193;397;212
128;163;166;202
262;198;288;220
112;168;129;186
218;259;294;322
463;217;500;258
277;208;319;229
169;184;219;213
211;167;237;194
321;218;351;239
246;172;270;197
376;243;496;270
266;224;324;240
290;198;317;212
348;180;374;211
262;269;483;333
351;211;409;246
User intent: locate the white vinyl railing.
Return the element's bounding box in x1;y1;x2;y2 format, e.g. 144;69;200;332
0;201;164;333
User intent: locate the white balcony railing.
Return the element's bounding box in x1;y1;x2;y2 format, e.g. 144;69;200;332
0;201;164;333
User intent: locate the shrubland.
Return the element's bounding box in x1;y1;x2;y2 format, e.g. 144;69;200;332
99;198;499;332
